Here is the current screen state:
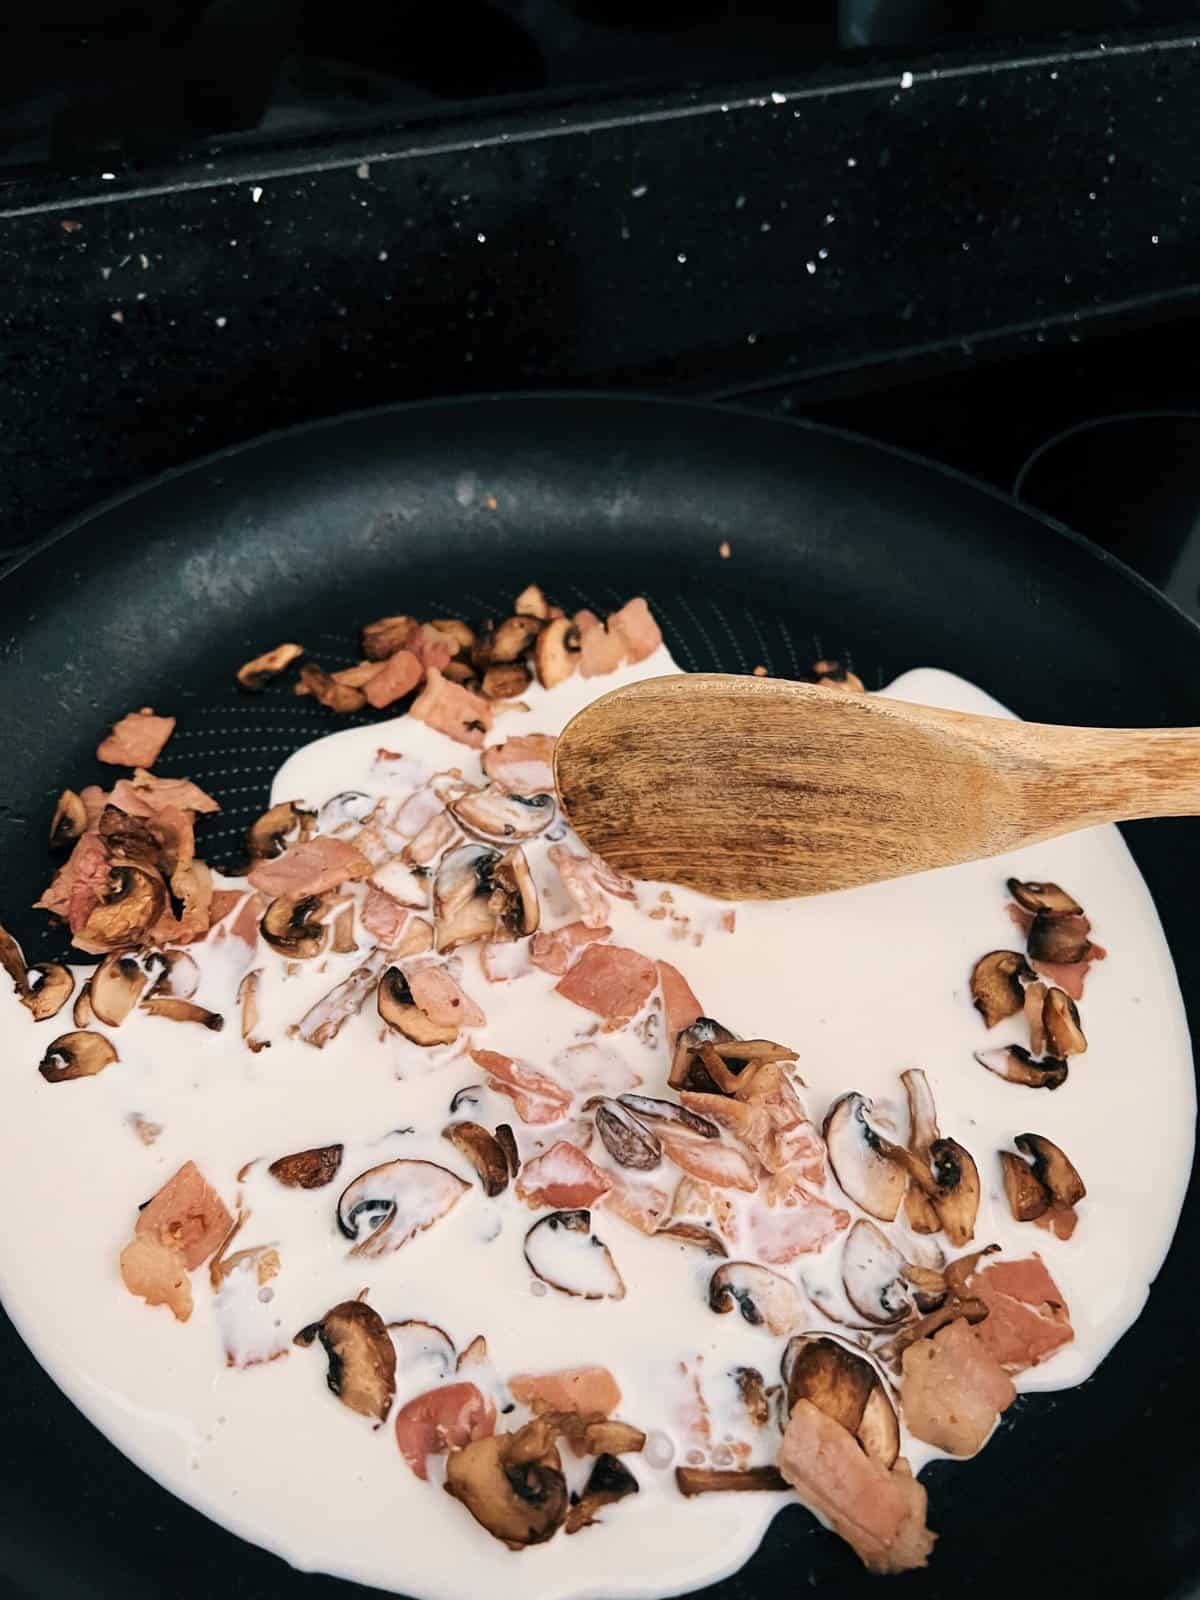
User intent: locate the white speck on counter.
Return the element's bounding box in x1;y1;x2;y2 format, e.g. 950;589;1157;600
676;252;687;264
770;91;787;104
356;163;370;180
805;261;816;275
101;171;115;181
1152;234;1160;244
378;250;388;261
476;233;486;243
251;186;263;203
214;316;227;328
900;71;914;89
631;185;648;198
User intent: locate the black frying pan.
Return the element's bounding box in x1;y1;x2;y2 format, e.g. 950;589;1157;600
1;395;1197;1600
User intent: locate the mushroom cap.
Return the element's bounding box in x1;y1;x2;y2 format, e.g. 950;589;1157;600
709;1260;803;1335
39;1029;118;1082
823;1092;907;1222
294;1299;396;1423
337;1159;469;1257
524;1210;625;1300
841;1219;914;1325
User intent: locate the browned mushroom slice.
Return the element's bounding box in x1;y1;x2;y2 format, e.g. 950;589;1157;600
899;1068;941;1233
378;966;459;1046
444;1424;569;1548
589;1098;663;1170
50;789;88;851
237;642;305;691
481;662;532;701
1007;879;1083;918
237;969;269;1053
294;1299;396;1423
1024;979;1048;1055
1042;988;1087;1057
73;980;93;1027
781;1333;876;1431
361;615;415;660
823;1093;907;1222
857;1382;901;1470
975;1046;1069;1090
1027;912;1092;965
524;1209;625;1300
735;1366;772;1427
429;618;476;653
39;1029;118;1082
534;616;581;688
1015;1132;1086;1207
580;1419;647;1456
675;1466;789;1496
668;1016;737;1090
141;996;225;1029
20;963;74;1022
999;1150;1051;1221
295;662;367;713
495;1122;519;1178
90;951;153;1026
260;892;331;959
81;861;166;951
514;584;550;619
331;904;356;954
443;1121;510;1196
878;1297;990;1362
565;1453;639;1534
655;1221;728;1256
337;1159;469;1257
901;1261;948;1312
927;1138;979;1248
942;1243;1000;1300
490;847;539;939
617;1094;719;1139
387;1318;458;1384
810;657;866;692
970;950;1034;1028
246;800;315;860
841;1219;915;1325
450;785;555;845
489;615;543;663
434;845;502;951
269;1144;344;1188
709;1261;803;1335
0;923;27;995
297;949;388;1047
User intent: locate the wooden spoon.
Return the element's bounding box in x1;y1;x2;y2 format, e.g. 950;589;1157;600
553;673;1200;899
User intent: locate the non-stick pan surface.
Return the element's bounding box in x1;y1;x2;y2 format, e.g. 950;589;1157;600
0;396;1196;1600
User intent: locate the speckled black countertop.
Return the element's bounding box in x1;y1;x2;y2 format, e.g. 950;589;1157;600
3;25;1199;544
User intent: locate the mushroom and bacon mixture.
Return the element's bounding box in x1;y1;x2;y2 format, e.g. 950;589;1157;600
3;590;1128;1583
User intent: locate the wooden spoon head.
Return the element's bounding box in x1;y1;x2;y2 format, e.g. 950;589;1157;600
553;674;1033;900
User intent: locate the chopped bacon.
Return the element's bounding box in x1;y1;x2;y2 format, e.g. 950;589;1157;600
409;668;492;748
530;920;612;976
394;1382;495;1480
404;623;457;675
480;940;533;983
900;1316;1015;1456
515;1141;612;1209
406;964;485;1028
120;1160;233;1318
1005;903;1104;998
658;1127;758;1192
607;597;662;663
553;1042;641;1095
778;1401;935;1575
575;609;627;677
362;885;409;946
684;1067;825;1184
749;1183;849;1262
470;1048;572;1125
79;785;109;830
247;836;369;898
968;1256;1074;1372
548;844;611;927
97;708;176;768
394;784;446;837
555;944;657;1024
210;889;245;924
364;649;422;709
35;832;111;929
227;891;262;948
509;1366;621;1417
658;961;703;1042
481;734;556;796
601;1172;671;1234
150;860;214;946
109;772;219;816
119;1236;193;1322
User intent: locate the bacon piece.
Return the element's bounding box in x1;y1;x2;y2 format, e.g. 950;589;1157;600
470;1048;572;1125
247;836;369;897
481;734;556;796
406;964;485;1027
749;1183;849;1262
968;1256;1074;1372
119;1236;193;1322
607;597;662;663
109;772;219;816
601;1172;671;1234
658;1127;758;1192
97;709;176;768
778;1401;935;1575
361;885;409;945
79;785;109;830
404;623;457;675
553;1042;641;1095
480;940;533;983
548;844;610;927
133;1161;232;1270
409;668;492;748
530;921;612;976
394;1382;495;1480
509;1366;621;1417
657;960;703;1042
900;1316;1015;1456
1005;902;1104;998
515;1141;612;1209
575;609;627;677
34;832;111;928
555;944;657;1024
364;649;422;709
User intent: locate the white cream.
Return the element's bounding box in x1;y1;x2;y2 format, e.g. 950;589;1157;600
0;650;1191;1600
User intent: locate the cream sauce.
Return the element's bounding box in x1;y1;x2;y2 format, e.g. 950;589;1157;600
0;652;1191;1599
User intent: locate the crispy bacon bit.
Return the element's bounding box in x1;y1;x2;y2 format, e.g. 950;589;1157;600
247;836;370;898
968;1256;1074;1372
34;832;111;928
607;597;661;663
409;668;493;748
109;772;219;816
530;921;612;976
121;1161;232;1322
658;961;703;1043
509;1366;621;1416
406;964;486;1028
296;662;367;713
364;649;422;709
548;844;610;927
900;1317;1015;1456
470;1048;573;1125
481;735;556;795
555;944;658;1024
395;1382;495;1480
516;1142;613;1209
575;610;627;677
237;642;304;691
97;708;176;768
406;623;458;674
362;615;415;660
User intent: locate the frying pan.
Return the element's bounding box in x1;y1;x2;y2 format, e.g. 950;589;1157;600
0;394;1196;1600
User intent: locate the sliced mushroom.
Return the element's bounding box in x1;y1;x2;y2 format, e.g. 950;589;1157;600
140;997;224;1030
73;980;93;1027
260;892;331;959
579;1419;647;1456
294;1299;396;1424
668;1016;737;1090
430;618;476;653
943;1243;1000;1300
296;662;367;713
450;785;554;844
709;1261;803;1335
515;584;550;619
782;1334;878;1437
927;1138;979;1248
534;616;581;688
38;1029;118;1082
443;1121;510;1196
734;1366;772;1428
362;615;414;660
50;789;88;851
617;1094;719;1139
900;1068;941;1233
841;1219;914;1325
297;949;387;1047
20;963;74;1022
1027;911;1092;965
148;949;200;1000
999;1150;1051;1221
246;800;315;860
378;966;458;1046
444;1424;568;1548
1043;987;1087;1057
238;968;269;1053
481;662;532;701
434;845;502;951
1024;979;1048;1055
81;861;166;950
565;1452;639;1534
878;1298;990;1363
655;1221;728;1256
496;1123;519;1179
823;1092;907;1222
857;1382;901;1470
1015;1133;1086;1207
90;951;153;1026
269;1144;344;1189
970;950;1034;1028
331;904;356;953
524;1209;625;1300
1007;878;1083;918
489;614;542;663
387;1319;457;1384
975;1046;1069;1090
237;642;305;691
675;1465;789;1496
337;1159;469;1257
589;1098;662;1170
490;846;539;939
370;858;429;908
0;923;27;995
901;1261;948;1312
